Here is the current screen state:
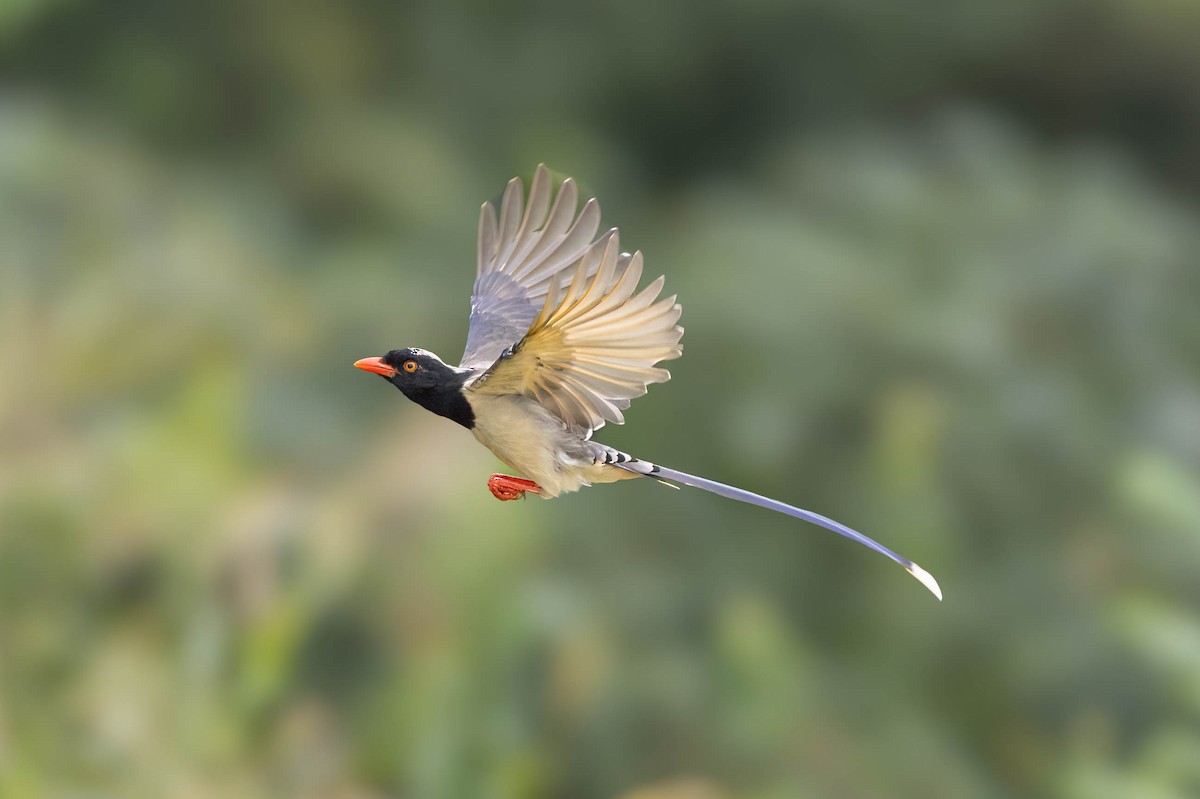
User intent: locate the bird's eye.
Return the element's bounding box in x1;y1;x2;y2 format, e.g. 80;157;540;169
403;360;418;373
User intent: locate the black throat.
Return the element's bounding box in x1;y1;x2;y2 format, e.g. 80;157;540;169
405;381;475;429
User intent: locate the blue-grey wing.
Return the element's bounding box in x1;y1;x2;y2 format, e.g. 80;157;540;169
466;232;683;434
459;165;603;370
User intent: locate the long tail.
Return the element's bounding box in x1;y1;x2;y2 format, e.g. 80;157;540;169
614;460;942;600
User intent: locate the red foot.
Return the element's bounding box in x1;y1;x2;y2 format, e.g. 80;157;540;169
488;473;543;501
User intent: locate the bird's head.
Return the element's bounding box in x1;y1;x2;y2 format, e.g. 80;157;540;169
354;348;475;428
354;347;457;393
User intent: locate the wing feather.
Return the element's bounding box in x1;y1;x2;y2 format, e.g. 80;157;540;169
461;166;604;370
476;200;498;277
500;166;552;270
493;178;524;268
469;232;684;432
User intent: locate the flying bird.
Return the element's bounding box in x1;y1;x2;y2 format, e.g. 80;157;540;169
355;166;942;599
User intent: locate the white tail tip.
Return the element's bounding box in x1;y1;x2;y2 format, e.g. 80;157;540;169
907;563;943;601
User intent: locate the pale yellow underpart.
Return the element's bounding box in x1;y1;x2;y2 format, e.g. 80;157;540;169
468;393;638;497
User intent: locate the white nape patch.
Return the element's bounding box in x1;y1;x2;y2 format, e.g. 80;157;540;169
409;347;441;362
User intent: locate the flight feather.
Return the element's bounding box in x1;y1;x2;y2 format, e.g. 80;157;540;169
461;165;604;370
469;231;684;433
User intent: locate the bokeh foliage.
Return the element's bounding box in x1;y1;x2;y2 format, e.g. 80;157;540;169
2;1;1200;797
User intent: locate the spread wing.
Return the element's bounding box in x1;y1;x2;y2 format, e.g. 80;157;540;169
468;231;684;433
459;165;604;370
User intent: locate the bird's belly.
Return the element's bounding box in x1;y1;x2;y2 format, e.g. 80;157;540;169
468;394;595;498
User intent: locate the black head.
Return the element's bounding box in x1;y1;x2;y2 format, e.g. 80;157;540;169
354;347;475;428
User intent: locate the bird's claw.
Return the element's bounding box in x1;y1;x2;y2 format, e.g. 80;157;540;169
488;473;542;501
491;485;523;500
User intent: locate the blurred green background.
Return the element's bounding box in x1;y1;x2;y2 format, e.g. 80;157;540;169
3;1;1200;797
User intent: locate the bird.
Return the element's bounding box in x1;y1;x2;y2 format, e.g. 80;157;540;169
354;165;942;599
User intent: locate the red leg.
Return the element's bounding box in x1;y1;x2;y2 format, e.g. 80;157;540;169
488;473;543;501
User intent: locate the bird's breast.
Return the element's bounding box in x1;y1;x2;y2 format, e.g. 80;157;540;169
467;393;592;497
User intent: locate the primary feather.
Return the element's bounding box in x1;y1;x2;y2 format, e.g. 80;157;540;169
461;166;603;370
469;231;683;433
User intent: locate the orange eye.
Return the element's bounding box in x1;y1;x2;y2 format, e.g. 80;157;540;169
402;360;418;373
